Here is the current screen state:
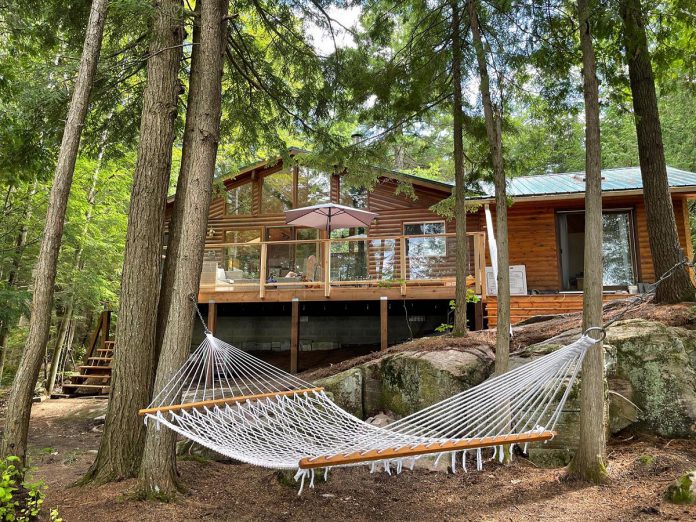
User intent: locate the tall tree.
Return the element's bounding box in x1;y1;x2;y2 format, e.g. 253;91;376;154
468;0;510;373
620;0;695;303
138;0;229;498
0;0;109;464
571;0;608;483
83;0;184;483
450;0;468;337
46;164;100;395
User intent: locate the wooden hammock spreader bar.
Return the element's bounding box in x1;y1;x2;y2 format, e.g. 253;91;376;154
138;387;324;416
298;430;555;469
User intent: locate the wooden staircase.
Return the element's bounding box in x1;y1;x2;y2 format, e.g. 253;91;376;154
63;310;113;396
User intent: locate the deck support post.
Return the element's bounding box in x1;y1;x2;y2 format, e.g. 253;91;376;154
290;298;300;373
380;296;388;352
207;301;217;335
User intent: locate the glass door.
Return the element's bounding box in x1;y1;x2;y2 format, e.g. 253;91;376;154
557;210;637;290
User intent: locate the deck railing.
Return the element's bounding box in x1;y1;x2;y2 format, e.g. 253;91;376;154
199;231;486;298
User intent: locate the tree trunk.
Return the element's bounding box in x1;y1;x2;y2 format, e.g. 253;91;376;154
154;0;201;368
0;182;37;384
0;0;108;464
46;300;74;395
570;0;608;484
138;0;228;499
450;0;468;338
47;144;103;395
620;0;695;303
83;0;184;483
468;0;509;372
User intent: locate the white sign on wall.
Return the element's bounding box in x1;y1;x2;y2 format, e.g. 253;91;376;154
486;265;528;296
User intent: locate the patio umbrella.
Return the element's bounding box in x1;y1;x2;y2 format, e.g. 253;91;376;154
284;203;377;233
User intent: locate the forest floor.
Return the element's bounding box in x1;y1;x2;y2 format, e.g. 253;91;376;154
9;397;696;522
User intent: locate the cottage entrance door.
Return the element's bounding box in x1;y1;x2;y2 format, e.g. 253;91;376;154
557;210;637;290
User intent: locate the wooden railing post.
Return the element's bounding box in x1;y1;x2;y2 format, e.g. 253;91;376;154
324;239;331;297
399;236;407;296
473;233;482;295
259;242;268;299
479;232;487;300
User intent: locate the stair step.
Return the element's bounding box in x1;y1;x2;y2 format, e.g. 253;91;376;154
78;365;113;371
88;357;113;362
71;375;111;382
63;384;110;392
104;340;116;346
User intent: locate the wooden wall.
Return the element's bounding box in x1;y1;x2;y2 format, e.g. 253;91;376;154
477;194;693;290
165;157;694;292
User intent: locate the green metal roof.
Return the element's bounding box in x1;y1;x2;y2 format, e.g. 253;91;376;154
460;166;696;199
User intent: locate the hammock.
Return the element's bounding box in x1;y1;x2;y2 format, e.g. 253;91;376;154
140;331;601;492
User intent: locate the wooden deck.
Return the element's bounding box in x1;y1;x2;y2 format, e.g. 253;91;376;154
198;231;487;304
485;293;629;327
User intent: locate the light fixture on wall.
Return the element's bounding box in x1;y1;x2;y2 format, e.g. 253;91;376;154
206;226;216;238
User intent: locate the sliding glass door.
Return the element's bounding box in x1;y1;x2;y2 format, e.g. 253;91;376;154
557;210;637;290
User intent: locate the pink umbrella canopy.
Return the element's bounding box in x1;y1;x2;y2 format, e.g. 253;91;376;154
284;203;377;232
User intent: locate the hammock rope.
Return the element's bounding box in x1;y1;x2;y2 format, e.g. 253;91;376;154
140;330;601;491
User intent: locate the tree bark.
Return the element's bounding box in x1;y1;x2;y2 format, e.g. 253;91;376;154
154;0;201;369
137;0;229;499
450;0;468;338
570;0;608;484
468;0;509;372
46;300;74;395
83;0;184;483
0;0;108;464
620;0;695;303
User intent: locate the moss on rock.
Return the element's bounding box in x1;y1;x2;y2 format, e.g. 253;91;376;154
315;368;364;418
379;350;492;417
665;470;696;505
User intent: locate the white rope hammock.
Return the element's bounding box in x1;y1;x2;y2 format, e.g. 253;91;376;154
140;331;601;492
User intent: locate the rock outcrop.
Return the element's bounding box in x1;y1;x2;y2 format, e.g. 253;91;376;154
315;346;494;419
315;319;695;468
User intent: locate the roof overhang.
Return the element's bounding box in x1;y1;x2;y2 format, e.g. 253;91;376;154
471;186;696;205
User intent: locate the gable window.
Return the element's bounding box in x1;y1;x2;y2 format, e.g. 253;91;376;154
297;167;331;207
404;221;446;256
340;184;368;209
226;183;253;215
262;170;293;213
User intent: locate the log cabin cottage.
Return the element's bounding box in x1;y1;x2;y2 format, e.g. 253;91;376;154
167;152;696;372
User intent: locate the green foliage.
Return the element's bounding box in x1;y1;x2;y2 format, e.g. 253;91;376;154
435;295;479;333
0;456;61;521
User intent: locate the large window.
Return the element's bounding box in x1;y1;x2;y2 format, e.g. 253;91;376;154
264;227;320;279
297;167;331;207
226;183;253;215
340;183;368;209
223;229;262;278
262;170;293;213
557;210;637;290
404;221;446;257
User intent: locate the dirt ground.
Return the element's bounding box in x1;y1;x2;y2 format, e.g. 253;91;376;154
12;398;694;522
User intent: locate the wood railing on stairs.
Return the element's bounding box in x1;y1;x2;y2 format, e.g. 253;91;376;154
62;309;114;396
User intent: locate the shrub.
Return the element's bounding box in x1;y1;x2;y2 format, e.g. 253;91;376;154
0;456;62;521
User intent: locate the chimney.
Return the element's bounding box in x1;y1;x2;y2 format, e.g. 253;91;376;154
351;132;363;145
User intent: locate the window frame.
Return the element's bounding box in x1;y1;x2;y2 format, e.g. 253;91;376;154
555;208;639;290
402;220;447;257
224;182;254;216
